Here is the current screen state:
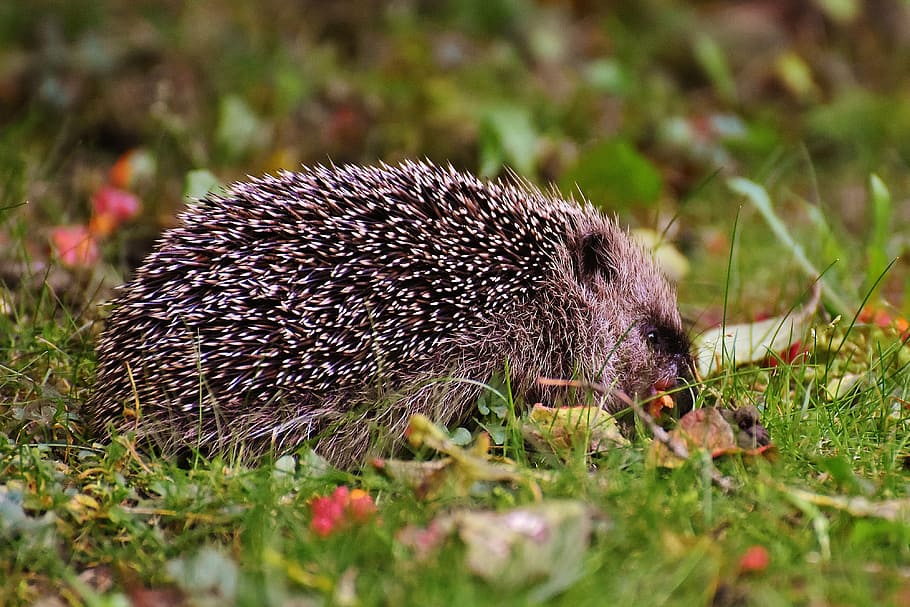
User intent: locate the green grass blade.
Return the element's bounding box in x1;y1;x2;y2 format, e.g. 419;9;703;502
727;177;853;316
865;173;893;297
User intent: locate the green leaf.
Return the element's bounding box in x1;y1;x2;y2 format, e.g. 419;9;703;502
814;0;860;23
183;169;222;201
166;547;238;600
775;51;819;101
560;140;662;210
866;174;893;295
815;455;866;492
216;94;271;160
693;34;737;104
449;427;473;446
582;58;630;95
478;104;539;177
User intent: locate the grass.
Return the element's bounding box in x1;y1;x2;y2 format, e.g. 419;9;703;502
1;270;909;605
3;2;910;605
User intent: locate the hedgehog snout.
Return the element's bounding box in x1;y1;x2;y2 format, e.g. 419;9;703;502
653;352;697;417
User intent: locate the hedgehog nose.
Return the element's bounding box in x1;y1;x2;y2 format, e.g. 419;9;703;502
671;378;697;417
670;354;697;417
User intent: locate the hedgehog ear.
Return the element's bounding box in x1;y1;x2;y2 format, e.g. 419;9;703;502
573;231;617;285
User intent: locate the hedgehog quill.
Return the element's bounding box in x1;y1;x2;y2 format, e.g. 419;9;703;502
87;161;695;467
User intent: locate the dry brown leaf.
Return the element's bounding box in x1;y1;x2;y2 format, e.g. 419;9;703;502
649;408;773;468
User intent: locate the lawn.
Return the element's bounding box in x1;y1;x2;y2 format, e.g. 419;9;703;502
2;2;910;605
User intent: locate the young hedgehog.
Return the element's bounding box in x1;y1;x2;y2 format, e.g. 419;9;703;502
87;161;694;467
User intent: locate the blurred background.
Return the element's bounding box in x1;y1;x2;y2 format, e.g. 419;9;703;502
3;0;910;325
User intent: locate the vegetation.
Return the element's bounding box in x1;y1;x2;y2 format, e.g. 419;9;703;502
2;1;910;604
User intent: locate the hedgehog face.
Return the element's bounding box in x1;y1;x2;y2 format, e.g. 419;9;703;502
635;319;696;415
568;225;695;417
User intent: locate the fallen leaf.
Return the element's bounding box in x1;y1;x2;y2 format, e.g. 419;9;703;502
782;486;910;524
165;547;237;602
396;501;602;600
695;282;821;377
66;493;101;523
458;501;596;597
395;518;455;560
126;586;186;607
521;404;628;460
371;457;454;500
681;407;736;451
397;414;541;498
824;372;864;401
632;228;690;282
649;407;773;468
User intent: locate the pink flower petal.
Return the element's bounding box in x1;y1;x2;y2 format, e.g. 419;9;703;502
51;225;100;268
92;185;141;223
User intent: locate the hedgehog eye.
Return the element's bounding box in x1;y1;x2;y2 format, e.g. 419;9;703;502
574;232;616;285
643;323;688;357
645;327;661;349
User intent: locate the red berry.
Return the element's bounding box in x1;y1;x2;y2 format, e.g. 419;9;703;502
739;545;770;573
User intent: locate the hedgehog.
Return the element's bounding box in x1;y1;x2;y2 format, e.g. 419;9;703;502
86;161;695;467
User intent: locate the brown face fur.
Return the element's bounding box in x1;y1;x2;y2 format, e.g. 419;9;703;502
564;222;694;415
482;208;695;422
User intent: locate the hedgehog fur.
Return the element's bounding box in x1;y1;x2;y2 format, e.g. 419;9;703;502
87;161;693;466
